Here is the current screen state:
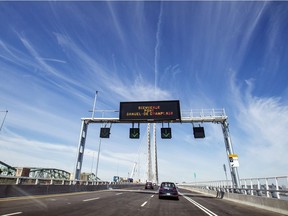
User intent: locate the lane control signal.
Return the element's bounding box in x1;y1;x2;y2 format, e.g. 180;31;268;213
193;127;205;138
130;128;140;139
161;127;172;139
100;128;110;138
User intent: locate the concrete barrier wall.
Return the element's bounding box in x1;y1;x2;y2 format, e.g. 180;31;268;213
179;186;288;215
0;183;142;198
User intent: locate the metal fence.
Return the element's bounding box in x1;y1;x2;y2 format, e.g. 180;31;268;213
179;175;288;200
0;175;128;186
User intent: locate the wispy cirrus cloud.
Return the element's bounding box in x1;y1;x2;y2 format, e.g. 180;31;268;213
228;72;288;177
36;57;66;64
54;32;172;102
19;34;78;85
2;35;102;107
1;2;287;183
0;133;76;170
154;2;163;94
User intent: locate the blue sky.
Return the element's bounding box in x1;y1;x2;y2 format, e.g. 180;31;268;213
0;1;288;183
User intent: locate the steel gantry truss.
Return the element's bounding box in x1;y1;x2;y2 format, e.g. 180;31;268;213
74;108;241;189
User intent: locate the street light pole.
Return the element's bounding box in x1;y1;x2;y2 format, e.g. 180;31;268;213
0;110;8;132
91;91;99;119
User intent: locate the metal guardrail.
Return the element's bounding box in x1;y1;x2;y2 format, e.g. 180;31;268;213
179;176;288;200
0;175;131;186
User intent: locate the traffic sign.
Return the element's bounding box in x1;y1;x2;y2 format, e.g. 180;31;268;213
161;127;172;139
229;154;239;167
100;128;110;138
119;100;181;122
193;126;205;138
130;128;140;139
228;154;238;158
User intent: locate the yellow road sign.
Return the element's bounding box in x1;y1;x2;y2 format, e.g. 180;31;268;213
228;154;238;158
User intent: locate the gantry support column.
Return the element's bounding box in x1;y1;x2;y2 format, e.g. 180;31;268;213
74;120;88;180
221;120;241;189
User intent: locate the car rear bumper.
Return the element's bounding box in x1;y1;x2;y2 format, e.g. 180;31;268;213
159;192;179;199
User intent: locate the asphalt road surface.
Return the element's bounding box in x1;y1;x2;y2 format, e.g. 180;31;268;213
0;186;285;216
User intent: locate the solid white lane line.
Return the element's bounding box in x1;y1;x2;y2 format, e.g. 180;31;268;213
183;195;218;216
116;193;123;195
141;201;148;207
83;197;100;202
151;195;154;198
1;212;22;216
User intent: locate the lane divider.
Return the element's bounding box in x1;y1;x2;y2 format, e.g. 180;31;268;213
141;201;148;207
115;193;123;196
141;193;156;207
1;212;22;216
182;195;218;216
83;197;100;202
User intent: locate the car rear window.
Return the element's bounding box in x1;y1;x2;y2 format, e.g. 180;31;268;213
161;182;175;188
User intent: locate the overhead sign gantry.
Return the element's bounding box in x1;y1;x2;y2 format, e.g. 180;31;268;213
74;100;241;189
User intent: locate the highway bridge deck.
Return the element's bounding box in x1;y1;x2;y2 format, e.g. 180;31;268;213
0;186;285;216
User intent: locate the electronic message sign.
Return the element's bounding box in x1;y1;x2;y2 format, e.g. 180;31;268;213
119;100;181;121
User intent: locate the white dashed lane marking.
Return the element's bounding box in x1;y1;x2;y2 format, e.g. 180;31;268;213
1;212;23;216
83;197;100;202
141;201;148;207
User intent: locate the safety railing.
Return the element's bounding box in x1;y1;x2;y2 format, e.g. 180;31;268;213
181;108;226;118
0;175;124;186
179;175;288;200
85;108;228;121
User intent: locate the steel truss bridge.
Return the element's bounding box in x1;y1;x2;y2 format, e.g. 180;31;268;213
0;161;71;180
0;161;16;176
74;108;241;189
29;168;70;180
